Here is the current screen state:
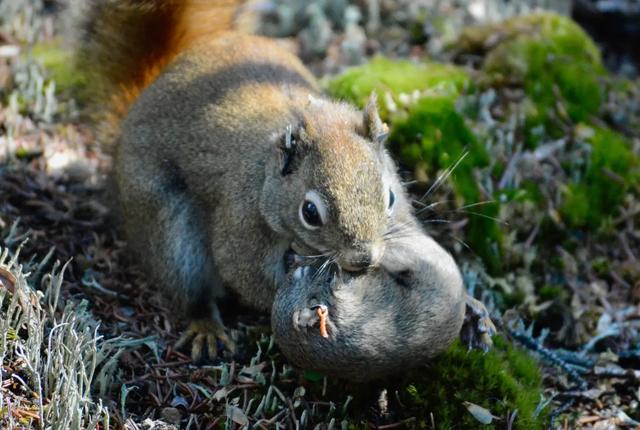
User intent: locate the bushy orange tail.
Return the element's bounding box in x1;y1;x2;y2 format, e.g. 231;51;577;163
79;0;241;131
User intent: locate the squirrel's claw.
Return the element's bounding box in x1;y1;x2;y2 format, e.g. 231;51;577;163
460;295;497;353
176;319;236;363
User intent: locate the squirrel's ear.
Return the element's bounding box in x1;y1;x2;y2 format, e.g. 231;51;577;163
363;92;389;149
279;123;309;176
279;124;298;176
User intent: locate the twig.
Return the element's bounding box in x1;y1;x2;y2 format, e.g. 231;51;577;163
507;321;588;390
548;398;574;430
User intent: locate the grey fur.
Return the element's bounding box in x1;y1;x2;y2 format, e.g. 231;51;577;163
272;225;466;381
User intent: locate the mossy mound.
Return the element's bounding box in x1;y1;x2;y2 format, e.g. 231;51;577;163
453;12;605;145
402;337;545;429
560;126;640;228
326;56;470;119
455;12;601;73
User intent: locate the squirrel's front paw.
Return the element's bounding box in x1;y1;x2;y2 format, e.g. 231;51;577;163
175;319;236;363
460;295;497;352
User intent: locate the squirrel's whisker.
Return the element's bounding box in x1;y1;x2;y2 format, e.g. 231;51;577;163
420;219;452;225
419;151;469;202
383;221;420;242
450;210;507;225
416;198;496;217
457;200;497;210
449;234;473;252
302;252;333;259
311;253;337;284
415;199;448;215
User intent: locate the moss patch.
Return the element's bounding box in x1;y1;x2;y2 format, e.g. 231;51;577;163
390;95;503;272
325;56;470;119
390;96;484;172
560;126;639;228
401;337;545;429
31;39;87;97
454;13;605;145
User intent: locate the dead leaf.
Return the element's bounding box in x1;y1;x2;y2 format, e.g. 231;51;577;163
213;387;227;402
0;267;16;293
226;405;248;426
463;401;500;425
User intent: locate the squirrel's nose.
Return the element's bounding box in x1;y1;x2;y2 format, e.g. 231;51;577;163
338;243;385;272
339;254;370;272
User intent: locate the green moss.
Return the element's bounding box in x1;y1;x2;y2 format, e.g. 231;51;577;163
325;57;470;119
402;337;545;429
455;13;601;73
560;127;639;228
560;183;590;227
590;257;610;276
31;39;87;97
454;13;605;146
538;285;567;302
515;181;546;205
502;288;528;308
390;96;484;174
390;96;503;272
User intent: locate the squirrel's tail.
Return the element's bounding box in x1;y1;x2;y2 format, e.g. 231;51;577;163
79;0;242;136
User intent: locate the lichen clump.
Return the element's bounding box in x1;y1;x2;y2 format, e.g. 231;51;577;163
402;338;545;429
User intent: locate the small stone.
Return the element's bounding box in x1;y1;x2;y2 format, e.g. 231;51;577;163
160;407;181;426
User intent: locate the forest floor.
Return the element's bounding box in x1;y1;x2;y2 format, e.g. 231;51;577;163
0;1;638;429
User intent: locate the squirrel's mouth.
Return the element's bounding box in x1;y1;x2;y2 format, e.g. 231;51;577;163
283;248;303;274
290;240;324;257
287;241;334;269
285;242;340;280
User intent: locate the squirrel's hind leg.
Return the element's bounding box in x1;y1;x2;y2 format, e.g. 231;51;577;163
116;154;234;361
175;306;237;362
156;202;237;361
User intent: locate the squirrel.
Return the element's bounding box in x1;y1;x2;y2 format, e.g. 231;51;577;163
81;0;495;362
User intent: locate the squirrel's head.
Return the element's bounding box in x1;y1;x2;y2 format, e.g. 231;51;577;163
260;93;400;272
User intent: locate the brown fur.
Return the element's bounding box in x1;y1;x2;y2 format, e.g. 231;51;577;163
81;1;239;108
80;0;240;145
82;1;482;366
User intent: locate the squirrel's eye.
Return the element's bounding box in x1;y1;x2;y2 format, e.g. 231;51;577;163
301;201;322;228
300;190;327;230
388;190;395;210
